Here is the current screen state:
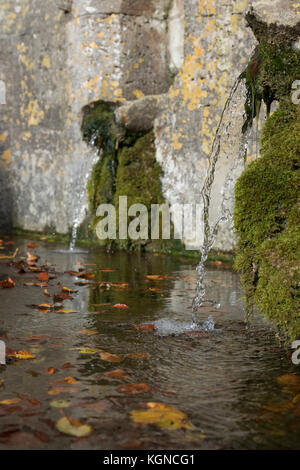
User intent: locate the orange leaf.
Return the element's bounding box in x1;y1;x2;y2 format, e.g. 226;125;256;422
112;304;129;310
133;324;155;332
27;243;39;249
64;376;78;384
48;367;56;375
104;369;129;379
100;352;124;363
0;277;15;288
117;383;150;395
0;398;21;405
38;272;50;282
7;350;36;360
127;353;150;359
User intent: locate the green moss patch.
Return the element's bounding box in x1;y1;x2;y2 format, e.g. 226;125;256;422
234;99;300;341
82;100;183;252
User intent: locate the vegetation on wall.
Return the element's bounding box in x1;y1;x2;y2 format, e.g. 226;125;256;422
235;37;300;341
82;100;180;252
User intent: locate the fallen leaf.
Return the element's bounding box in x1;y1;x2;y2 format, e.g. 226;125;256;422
277;374;300;394
56;309;79;314
77;329;98;336
50;400;71;408
37;273;50;282
55;416;92;437
71;347;102;355
130;402;194;430
263;401;294;413
112;304;129;310
64;376;78;384
48;367;55;375
104;369;130;380
27;243;39;249
133;324;155;332
127;353;150;359
0;277;15;288
7;350;36;360
0;398;21;405
100;352;123;363
118;383;150;395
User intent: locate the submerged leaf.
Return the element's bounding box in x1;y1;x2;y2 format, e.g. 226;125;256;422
130;402;194;430
104;369;129;380
118;383;150;395
100;352;123;363
55;416;92;437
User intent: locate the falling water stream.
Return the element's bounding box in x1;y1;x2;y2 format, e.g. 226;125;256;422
191;76;246;325
68;143;99;253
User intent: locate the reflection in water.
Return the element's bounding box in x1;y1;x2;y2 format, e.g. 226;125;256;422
0;238;298;450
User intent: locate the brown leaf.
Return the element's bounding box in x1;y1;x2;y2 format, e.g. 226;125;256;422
133;324;155;332
104;369;130;380
117;383;150;395
112;304;129;310
0;277;15;288
100;352;124;363
27;243;39;249
37;272;50;282
127;353;150;359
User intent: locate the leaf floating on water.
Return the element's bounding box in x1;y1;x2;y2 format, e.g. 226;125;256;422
263;401;294;413
112;304;129;310
104;369;130;380
277;374;300;394
127;353;150;359
37;273;50;282
0;277;15;288
132;324;155;332
130;402;194;430
71;347;103;355
7;350;36;360
63;376;78;384
0;398;21;405
27;242;39;249
65;271;95;280
55;416;92;438
100;352;124;363
118;383;150;395
77;329;98;336
50;400;71;408
56;309;79;314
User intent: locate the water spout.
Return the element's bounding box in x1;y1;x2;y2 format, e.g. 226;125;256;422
69;148;99;252
192;76;246;322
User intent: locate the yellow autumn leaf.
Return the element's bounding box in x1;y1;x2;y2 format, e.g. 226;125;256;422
0;397;21;405
78;329;98;336
70;347;103;354
130;402;194;430
9;350;36;360
56;416;92;437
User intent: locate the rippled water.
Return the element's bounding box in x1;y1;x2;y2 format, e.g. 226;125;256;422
0;237;299;450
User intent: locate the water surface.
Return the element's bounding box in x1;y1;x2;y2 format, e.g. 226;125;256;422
0;237;299;450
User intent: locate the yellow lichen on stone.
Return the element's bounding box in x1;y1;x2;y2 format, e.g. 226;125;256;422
1;149;11;168
133;90;145;99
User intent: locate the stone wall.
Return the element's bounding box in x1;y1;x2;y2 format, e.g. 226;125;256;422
0;0;297;251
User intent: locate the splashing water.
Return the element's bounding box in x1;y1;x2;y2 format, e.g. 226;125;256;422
192;76;246;324
69;138;99;252
154;315;215;337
